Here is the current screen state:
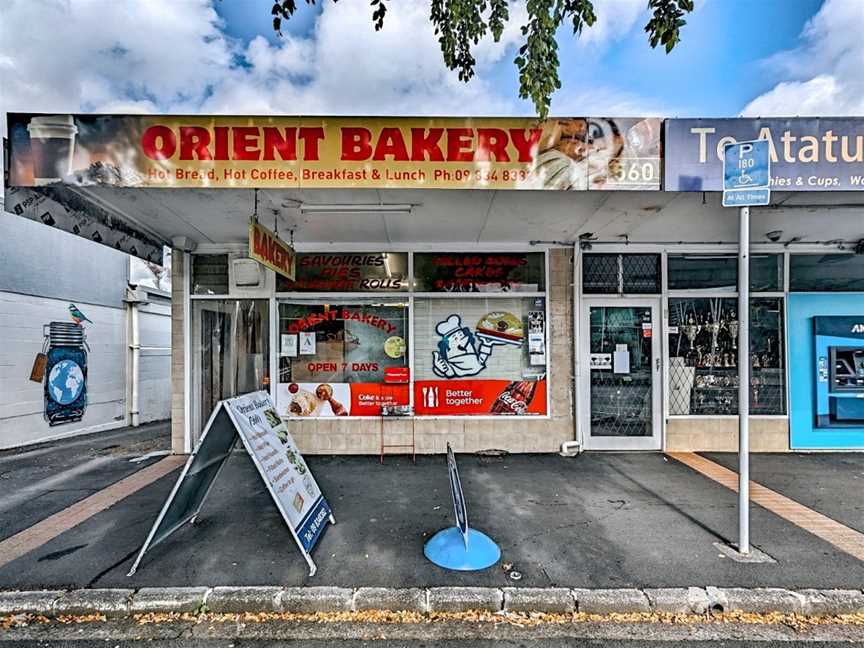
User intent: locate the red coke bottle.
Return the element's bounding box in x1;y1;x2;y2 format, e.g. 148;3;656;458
490;381;538;415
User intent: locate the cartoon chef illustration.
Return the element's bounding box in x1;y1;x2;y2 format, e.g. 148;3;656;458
432;314;494;378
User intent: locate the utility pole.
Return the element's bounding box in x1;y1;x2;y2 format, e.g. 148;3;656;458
738;205;750;554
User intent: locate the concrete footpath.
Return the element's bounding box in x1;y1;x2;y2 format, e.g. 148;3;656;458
1;425;864;617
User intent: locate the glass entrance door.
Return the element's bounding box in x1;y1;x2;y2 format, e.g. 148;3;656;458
190;299;270;444
581;300;661;450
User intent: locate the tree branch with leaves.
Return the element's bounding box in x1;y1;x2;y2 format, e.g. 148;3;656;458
270;0;694;117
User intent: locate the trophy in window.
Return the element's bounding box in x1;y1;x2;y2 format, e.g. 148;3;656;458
683;315;699;351
751;375;761;409
707;314;721;354
728;311;739;349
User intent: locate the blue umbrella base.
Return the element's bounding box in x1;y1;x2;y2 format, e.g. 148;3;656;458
424;526;501;571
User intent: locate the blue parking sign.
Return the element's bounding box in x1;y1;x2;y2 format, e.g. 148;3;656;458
723;140;771;207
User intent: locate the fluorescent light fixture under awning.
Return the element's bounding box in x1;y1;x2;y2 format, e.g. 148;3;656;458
299;203;414;215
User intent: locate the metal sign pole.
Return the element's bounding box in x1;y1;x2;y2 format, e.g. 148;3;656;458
738;205;751;554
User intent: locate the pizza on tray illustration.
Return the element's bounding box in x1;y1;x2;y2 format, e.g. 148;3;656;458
476;311;524;346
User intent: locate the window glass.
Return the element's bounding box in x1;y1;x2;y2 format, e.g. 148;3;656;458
750;297;786;415
276;301;409;417
668;254;736;291
582;254;660;294
413;252;545;293
790;254;864;292
750;254;783;292
667;297;785;415
622;254;661;294
192;254;229;295
413;297;547;415
276;253;408;292
582;254;619;294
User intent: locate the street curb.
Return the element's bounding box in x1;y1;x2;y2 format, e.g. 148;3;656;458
1;587;863;618
573;588;650;614
53;589;134;618
428;587;503;613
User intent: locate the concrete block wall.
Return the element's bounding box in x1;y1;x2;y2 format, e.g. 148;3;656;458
666;417;789;452
137;299;172;424
0;291;127;448
170;250;186;454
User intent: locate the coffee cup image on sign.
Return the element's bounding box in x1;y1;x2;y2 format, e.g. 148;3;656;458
27;115;78;184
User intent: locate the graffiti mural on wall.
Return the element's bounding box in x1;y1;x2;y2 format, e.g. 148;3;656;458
42;304;91;425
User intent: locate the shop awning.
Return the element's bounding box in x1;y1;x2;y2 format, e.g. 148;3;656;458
5;185;864;263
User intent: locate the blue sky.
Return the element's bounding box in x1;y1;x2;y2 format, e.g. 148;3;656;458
0;0;860;121
213;0;830;117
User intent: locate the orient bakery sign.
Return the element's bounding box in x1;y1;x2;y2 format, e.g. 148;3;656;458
6;114;662;191
249;220;295;281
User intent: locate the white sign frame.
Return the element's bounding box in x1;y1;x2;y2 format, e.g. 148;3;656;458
129;391;334;577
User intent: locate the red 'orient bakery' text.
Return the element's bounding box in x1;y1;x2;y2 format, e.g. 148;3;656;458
140;126;543;163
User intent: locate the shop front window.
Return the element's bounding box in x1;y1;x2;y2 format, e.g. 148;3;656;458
790;254;864;292
668;254;737;292
277;301;409;417
413;297;547;415
192;254;229;295
413;252;545;292
276;252;408;292
750;254;783;292
667;297;785;415
582;253;661;294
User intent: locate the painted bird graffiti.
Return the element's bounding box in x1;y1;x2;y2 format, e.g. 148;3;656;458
68;304;92;325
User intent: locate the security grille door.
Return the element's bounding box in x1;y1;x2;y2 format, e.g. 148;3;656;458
581;300;662;450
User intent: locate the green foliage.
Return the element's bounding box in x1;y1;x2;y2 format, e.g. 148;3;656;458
269;0;693;117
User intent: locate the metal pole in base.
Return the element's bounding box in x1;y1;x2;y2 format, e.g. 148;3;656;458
738;205;751;555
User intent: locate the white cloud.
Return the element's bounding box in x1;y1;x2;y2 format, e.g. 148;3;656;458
742;0;864;116
571;0;646;46
200;0;524;116
0;0;670;124
0;0;231;114
551;85;670;117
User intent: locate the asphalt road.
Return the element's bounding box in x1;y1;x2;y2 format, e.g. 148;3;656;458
3;641;864;647
3;619;864;646
0;422;170;543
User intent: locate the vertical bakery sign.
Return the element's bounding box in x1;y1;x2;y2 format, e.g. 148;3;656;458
249;220;295;281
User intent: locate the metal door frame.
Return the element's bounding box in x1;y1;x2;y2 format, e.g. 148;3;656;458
580;297;662;450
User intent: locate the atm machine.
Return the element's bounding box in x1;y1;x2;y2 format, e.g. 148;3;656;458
815;316;864;427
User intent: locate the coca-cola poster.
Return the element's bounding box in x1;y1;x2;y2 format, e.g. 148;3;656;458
415;379;546;416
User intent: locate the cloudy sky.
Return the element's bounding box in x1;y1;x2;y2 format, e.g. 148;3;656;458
0;0;862;124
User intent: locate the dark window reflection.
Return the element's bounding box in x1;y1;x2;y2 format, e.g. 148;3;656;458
790;254;864;292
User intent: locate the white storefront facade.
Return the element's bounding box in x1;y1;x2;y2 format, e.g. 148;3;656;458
4;114;863;455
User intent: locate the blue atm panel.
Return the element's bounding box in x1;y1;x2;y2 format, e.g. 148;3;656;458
814;316;864;428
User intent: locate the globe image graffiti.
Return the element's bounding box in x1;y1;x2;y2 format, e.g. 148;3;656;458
47;359;84;405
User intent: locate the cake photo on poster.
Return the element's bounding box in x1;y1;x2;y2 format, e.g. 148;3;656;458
282;383;351;417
